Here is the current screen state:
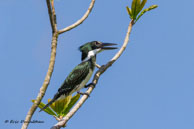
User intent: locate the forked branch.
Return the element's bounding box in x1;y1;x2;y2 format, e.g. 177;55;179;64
58;0;95;34
22;0;95;129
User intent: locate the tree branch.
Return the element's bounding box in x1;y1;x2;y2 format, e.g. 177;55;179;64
58;0;95;34
95;63;101;68
21;1;58;129
22;0;96;128
51;20;134;129
51;0;57;32
46;0;57;33
21;33;58;129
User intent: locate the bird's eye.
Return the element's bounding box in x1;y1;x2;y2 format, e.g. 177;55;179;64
95;41;101;46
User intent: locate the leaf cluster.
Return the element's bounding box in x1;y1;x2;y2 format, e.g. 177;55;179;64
32;94;80;119
126;0;158;24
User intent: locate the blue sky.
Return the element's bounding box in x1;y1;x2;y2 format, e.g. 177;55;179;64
1;0;194;129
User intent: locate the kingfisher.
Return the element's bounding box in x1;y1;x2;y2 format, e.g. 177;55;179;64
40;41;117;112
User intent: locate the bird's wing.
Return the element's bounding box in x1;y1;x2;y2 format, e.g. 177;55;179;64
58;61;91;94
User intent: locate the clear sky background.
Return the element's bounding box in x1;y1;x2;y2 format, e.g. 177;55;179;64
1;0;194;129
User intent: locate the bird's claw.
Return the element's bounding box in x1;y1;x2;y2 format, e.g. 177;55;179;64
77;91;90;97
84;83;95;88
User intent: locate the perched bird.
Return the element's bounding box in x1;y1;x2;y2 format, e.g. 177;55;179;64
39;41;117;112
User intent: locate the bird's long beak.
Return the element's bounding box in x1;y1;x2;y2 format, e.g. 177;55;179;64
100;43;118;50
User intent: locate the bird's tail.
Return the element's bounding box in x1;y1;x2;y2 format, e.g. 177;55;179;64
39;92;62;112
39;98;56;112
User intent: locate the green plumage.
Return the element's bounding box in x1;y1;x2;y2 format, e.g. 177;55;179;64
39;41;117;112
58;58;95;96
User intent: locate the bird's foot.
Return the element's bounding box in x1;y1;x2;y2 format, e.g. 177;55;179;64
77;91;90;97
84;83;95;88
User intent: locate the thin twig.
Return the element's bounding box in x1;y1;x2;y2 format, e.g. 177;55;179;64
54;116;61;121
95;63;101;68
51;0;57;32
58;0;95;34
51;20;134;129
46;0;57;33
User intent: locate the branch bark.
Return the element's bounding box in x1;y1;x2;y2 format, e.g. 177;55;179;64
22;0;95;129
46;0;57;33
51;20;134;129
21;32;58;129
58;0;95;34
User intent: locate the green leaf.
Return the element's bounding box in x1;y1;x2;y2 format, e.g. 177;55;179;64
126;6;132;19
62;94;80;116
135;5;158;22
140;0;147;11
49;96;72;115
131;0;141;19
136;0;142;16
31;100;56;116
59;96;72;116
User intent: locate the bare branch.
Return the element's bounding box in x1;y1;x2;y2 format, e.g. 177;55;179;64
21;33;58;129
21;1;59;128
51;20;134;129
22;0;96;128
95;63;101;68
54;116;61;121
51;0;57;32
46;0;57;33
58;0;95;34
